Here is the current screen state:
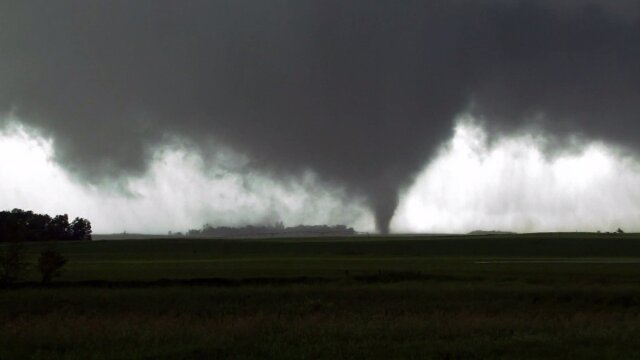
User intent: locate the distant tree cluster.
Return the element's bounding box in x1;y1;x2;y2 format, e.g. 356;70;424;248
0;208;92;242
0;243;68;286
188;221;356;237
0;241;28;285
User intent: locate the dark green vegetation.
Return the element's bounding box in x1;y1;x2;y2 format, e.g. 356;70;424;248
0;208;92;242
37;249;68;284
187;222;355;237
3;233;640;359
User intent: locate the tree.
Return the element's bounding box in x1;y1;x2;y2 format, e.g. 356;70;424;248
26;213;52;242
47;214;70;240
0;209;92;243
70;217;92;240
0;209;28;242
38;248;67;284
0;240;28;286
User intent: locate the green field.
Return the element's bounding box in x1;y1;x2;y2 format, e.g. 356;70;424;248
3;233;640;359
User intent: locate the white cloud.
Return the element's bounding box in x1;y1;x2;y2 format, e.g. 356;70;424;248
6;115;640;235
0;123;374;233
391;116;640;233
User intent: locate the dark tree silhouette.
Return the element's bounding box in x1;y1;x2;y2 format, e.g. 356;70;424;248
0;240;28;286
188;223;356;237
70;218;92;241
26;213;52;242
48;214;70;240
38;248;67;284
0;209;92;242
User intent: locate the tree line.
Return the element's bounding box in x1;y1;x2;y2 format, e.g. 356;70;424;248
188;222;356;237
0;208;92;242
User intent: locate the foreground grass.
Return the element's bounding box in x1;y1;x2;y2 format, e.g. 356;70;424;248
11;233;640;281
3;282;640;359
2;234;640;359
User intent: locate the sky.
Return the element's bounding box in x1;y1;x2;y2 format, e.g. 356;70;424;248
1;1;640;234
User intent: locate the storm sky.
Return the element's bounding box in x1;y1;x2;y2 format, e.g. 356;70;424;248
1;1;640;233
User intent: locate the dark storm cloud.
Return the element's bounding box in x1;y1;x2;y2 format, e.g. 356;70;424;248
1;0;639;232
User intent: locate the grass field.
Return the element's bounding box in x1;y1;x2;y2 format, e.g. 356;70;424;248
2;233;640;359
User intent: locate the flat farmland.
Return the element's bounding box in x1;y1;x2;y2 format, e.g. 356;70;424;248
2;234;640;359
